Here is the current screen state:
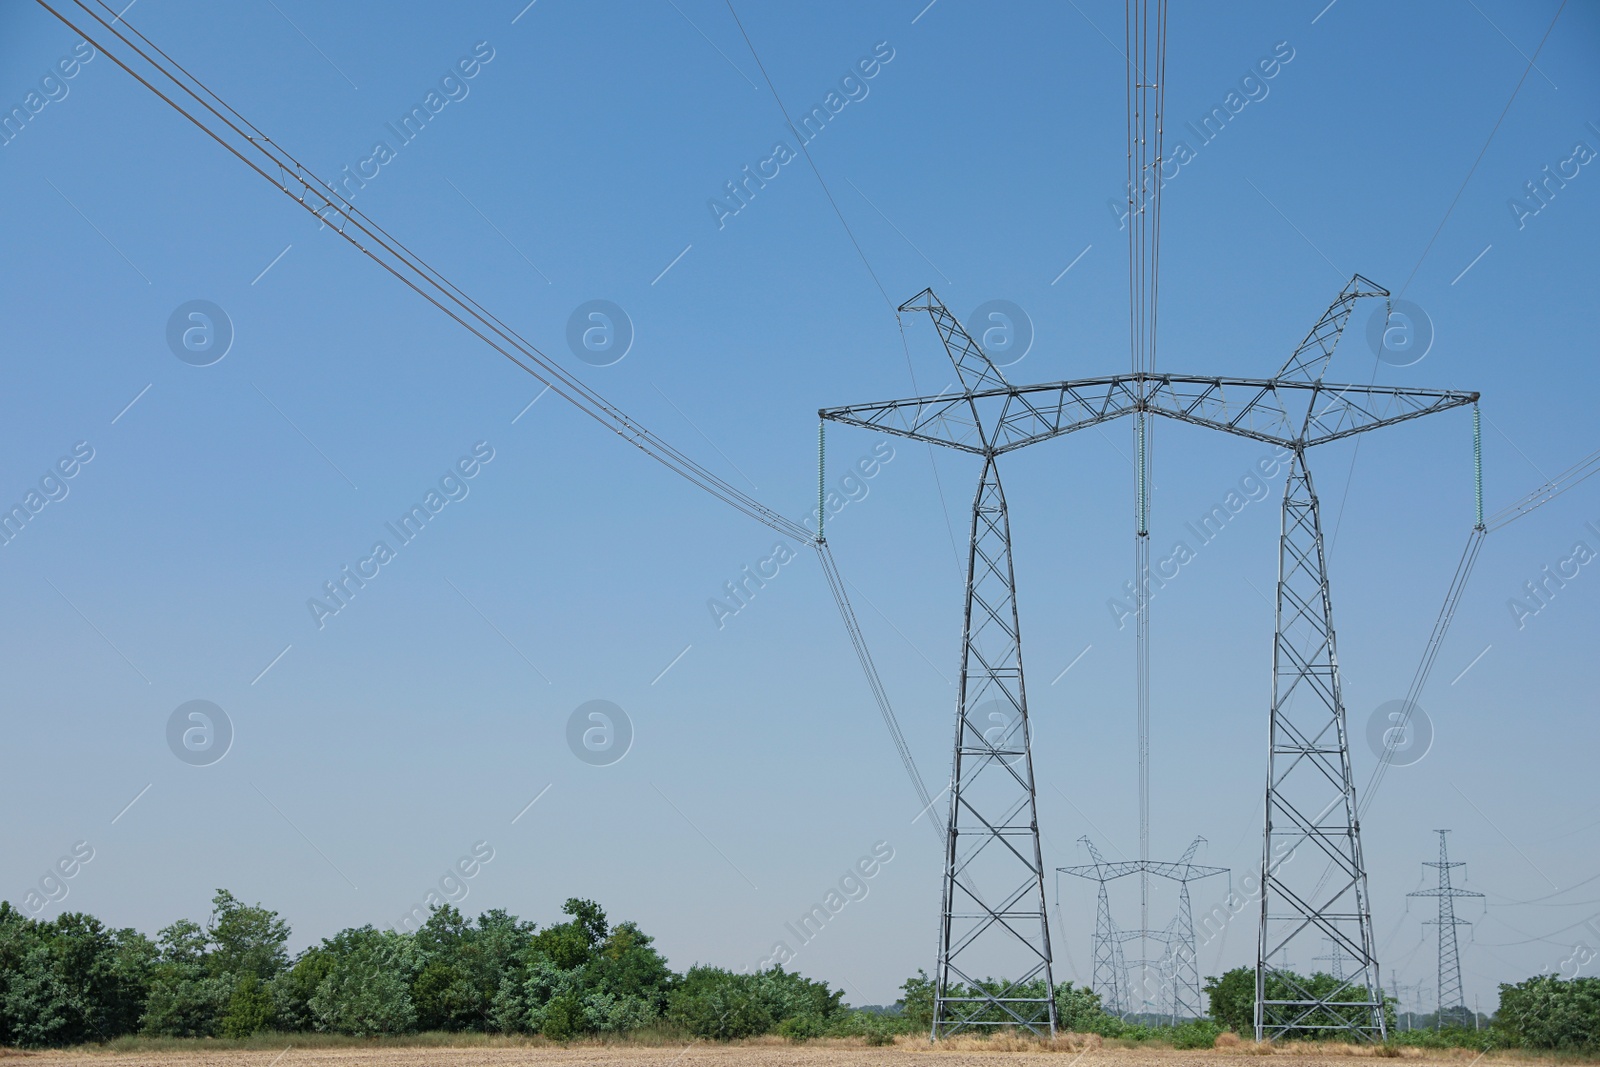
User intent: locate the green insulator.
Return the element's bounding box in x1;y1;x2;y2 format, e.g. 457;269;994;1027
1473;405;1484;530
1135;416;1149;536
812;419;825;543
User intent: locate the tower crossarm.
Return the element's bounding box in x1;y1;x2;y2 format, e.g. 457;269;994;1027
1137;376;1478;449
819;376;1136;455
1143;861;1229;882
820;388;988;454
1059;859;1227;882
1059;862;1145;882
821;376;1476;457
1177;836;1205;866
1293;382;1480;447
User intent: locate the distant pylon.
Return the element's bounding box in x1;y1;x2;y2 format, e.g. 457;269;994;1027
1060;836;1225;1021
1408;830;1481;1028
1315;936;1348;981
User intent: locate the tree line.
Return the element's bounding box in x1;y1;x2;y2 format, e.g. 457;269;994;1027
0;892;863;1047
1;891;1594;1051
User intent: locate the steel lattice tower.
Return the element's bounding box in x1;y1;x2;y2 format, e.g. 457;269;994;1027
825;291;1058;1036
1061;836;1225;1021
1315;936;1349;981
1072;838;1131;1016
1408;831;1481;1028
823;278;1477;1040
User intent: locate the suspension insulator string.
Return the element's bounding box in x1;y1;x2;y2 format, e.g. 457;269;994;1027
812;422;825;547
1135;415;1149;536
1472;404;1484;531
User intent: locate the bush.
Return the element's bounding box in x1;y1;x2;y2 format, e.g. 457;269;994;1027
1204;965;1395;1038
540;994;584;1040
667;967;773;1039
777;1013;827;1040
899;970;934;1032
1055;981;1125;1035
306;928;417;1036
218;975;275;1037
1170;1018;1224;1048
1496;974;1600;1052
1204;966;1255;1035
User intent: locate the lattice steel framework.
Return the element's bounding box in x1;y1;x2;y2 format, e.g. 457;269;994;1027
1408;830;1481;1028
1063;838;1132;1015
1316;936;1350;981
822;278;1477;1041
824;290;1057;1036
1061;836;1225;1021
1258;445;1386;1038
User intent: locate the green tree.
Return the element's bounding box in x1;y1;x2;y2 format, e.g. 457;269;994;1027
528;898;606;971
141;919;227;1037
307;927;418;1036
1204;967;1255;1035
1055;981;1119;1034
899;969;934;1033
206;890;289;983
581;920;673;1032
218;975;276;1037
412;905;485;1032
1496;975;1600;1052
0;905;154;1047
666;967;773;1039
514;898;635;1036
269;946;334;1033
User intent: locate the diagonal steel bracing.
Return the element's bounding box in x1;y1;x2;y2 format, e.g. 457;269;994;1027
1061;836;1226;1021
1257;449;1387;1040
825;291;1057;1037
821;279;1477;1041
1408;831;1482;1028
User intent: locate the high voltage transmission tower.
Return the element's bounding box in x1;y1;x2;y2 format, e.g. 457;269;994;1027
826;291;1062;1037
36;0;1521;1047
1408;831;1482;1029
825;277;1479;1040
1060;836;1225;1022
1315;936;1349;981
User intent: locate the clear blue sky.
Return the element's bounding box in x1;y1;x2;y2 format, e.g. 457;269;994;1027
2;0;1597;1013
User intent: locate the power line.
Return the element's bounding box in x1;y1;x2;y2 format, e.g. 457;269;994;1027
36;0;944;839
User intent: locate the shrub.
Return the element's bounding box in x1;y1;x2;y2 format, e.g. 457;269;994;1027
270;946;334;1032
777;1013;827;1040
1205;966;1255;1035
1055;981;1117;1033
306;928;417;1036
899;970;934;1032
1496;974;1600;1052
218;975;275;1037
667;967;773;1039
540;993;584;1040
1170;1018;1224;1048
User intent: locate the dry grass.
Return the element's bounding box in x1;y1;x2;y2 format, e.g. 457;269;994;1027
3;1039;1590;1067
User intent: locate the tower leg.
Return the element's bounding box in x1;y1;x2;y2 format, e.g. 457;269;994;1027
934;456;1056;1037
1175;881;1199;1020
1256;450;1385;1041
1092;881;1124;1016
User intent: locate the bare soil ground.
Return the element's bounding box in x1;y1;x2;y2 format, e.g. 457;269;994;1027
0;1040;1542;1067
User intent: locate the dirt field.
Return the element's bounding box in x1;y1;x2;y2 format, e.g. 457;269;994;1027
0;1041;1531;1067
